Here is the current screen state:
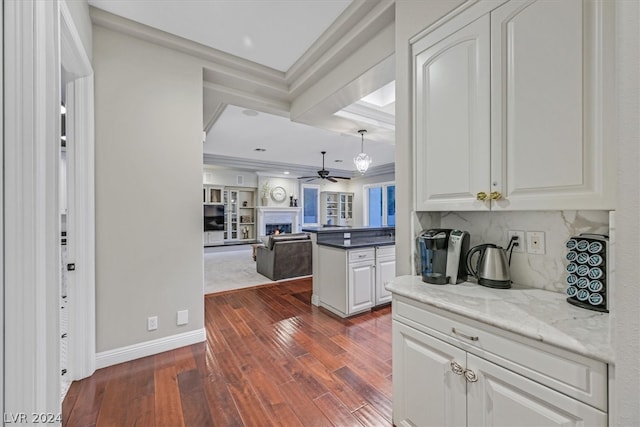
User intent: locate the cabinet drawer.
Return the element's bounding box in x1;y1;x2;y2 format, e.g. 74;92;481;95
393;295;607;411
376;245;395;258
348;249;375;263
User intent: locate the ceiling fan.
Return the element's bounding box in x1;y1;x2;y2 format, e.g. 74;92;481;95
298;151;351;183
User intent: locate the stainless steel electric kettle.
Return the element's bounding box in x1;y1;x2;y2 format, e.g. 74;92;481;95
466;244;511;289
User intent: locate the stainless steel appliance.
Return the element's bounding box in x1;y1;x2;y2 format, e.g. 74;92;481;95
419;229;469;285
466;244;511;289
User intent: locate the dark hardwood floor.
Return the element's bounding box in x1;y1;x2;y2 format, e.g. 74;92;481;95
63;278;393;426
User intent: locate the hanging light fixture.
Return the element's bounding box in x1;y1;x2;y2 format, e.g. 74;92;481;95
354;129;372;174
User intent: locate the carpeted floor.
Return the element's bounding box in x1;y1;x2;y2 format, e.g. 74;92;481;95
204;245;274;294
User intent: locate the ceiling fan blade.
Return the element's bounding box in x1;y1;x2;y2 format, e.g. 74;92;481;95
332;176;351;180
327;177;338;183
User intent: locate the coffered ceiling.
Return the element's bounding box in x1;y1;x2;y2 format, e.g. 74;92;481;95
88;0;396;175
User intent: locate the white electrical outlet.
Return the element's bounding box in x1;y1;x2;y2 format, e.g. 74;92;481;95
527;231;546;254
147;316;158;331
507;230;525;253
177;310;189;326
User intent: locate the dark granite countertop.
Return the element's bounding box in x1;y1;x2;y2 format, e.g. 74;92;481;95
316;237;396;249
302;226;395;234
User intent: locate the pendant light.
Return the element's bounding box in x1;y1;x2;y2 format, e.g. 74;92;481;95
354;129;372;174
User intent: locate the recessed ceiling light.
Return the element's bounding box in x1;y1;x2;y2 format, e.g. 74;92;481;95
242;109;259;117
283;171;290;175
254;148;266;152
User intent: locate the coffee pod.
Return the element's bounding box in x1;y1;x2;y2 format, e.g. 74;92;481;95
566;286;578;297
577;289;590;301
566;263;578;274
588;267;603;280
576;265;590;277
566;239;578;250
588;254;603;267
588;293;604;306
566;274;578;285
588;241;604;254
566;251;578;262
588;280;603;293
577;240;590;251
576;277;589;289
576;252;590;264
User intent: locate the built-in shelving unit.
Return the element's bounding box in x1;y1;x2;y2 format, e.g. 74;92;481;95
321;191;354;226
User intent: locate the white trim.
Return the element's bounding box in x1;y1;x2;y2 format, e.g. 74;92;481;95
96;329;207;369
4;0;61;415
0;2;4;417
60;0;96;384
363;181;395;226
300;184;321;226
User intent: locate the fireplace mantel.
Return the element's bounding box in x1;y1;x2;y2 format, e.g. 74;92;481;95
256;207;302;238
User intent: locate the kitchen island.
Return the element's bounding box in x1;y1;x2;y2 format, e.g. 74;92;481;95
304;226;395;317
387;275;613;426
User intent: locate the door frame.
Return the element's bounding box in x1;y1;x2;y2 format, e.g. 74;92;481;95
60;0;96;382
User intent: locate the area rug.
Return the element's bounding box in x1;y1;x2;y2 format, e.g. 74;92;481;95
204;245;274;294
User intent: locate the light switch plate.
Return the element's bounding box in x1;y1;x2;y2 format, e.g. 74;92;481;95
177;310;189;326
527;231;545;254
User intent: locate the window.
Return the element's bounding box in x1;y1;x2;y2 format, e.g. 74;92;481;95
364;182;395;226
301;184;320;225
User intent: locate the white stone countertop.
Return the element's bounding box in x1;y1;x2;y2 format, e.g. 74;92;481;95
386;275;614;364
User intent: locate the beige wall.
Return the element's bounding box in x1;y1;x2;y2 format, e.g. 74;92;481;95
395;0;466;274
93;26;204;352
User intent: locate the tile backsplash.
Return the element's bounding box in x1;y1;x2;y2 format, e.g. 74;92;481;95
416;210;610;293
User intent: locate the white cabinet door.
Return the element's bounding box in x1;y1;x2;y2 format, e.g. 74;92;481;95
466;354;607;427
490;0;614;210
414;14;491;211
348;260;375;314
375;255;395;305
393;321;467;427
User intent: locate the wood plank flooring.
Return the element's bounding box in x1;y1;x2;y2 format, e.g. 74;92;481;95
63;278;393;426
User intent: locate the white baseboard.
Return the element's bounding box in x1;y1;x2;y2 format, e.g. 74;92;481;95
311;293;320;306
95;328;206;369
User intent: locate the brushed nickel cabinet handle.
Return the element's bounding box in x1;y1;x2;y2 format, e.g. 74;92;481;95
464;369;478;383
450;360;465;375
452;327;479;341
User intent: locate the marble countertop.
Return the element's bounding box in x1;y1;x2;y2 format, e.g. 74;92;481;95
386;275;613;363
316;237;396;249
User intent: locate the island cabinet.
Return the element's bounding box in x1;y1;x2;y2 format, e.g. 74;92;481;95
392;295;607;427
413;0;615;211
316;245;395;318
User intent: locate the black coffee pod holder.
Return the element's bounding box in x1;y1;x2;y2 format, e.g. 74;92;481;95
564;233;608;313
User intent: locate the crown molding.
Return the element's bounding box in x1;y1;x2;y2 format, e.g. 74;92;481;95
203;153;394;179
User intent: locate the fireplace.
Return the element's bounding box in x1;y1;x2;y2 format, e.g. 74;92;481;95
265;223;292;235
256;207;302;239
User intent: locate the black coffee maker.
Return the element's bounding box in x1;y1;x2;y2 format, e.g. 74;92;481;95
419;228;470;285
419;229;452;284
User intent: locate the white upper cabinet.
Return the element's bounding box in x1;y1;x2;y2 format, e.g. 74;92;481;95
413;0;615;211
414;15;491;211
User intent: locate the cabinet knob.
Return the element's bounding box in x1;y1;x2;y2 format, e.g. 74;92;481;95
490;191;502;200
464;369;478;383
476;192;488;201
450;361;465;376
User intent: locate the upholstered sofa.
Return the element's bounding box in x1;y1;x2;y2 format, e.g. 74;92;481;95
256;233;312;281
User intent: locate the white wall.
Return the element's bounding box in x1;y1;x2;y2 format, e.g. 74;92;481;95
613;0;640;423
93;26;204;353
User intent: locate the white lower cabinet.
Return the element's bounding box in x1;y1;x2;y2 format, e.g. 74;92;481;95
392;296;607;427
316;245;395;317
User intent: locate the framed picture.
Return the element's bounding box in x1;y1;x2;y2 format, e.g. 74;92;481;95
240;215;252;223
